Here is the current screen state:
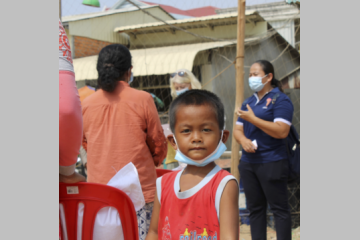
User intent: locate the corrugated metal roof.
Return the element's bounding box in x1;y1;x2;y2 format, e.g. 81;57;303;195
217;1;299;22
73;41;236;81
62;5;174;23
114;11;259;32
110;0;148;10
72;34;270;81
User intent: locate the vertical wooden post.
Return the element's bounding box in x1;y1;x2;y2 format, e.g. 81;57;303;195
230;0;246;182
59;0;62;20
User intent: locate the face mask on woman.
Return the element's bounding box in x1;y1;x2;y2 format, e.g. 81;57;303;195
249;74;268;92
176;87;189;96
126;67;134;85
128;72;134;85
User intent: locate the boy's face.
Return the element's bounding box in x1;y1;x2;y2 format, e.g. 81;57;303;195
168;104;229;161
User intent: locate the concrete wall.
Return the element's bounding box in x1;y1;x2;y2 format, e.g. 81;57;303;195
68;8;173;44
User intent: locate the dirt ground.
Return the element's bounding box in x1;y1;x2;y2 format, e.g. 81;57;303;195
239;224;300;240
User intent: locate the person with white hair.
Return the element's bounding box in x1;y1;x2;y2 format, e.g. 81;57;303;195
170;69;202;99
165;69;202;169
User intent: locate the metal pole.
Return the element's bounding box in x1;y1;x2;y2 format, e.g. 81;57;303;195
230;0;246;182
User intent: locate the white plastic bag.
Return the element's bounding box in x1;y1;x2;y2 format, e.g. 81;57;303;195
77;162;145;240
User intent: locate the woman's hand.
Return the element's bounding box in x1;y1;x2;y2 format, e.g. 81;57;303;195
233;124;256;153
241;138;257;153
238;104;257;123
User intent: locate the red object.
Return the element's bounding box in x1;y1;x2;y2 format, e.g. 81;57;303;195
59;219;62;240
143;1;190;16
59;182;139;240
156;169;173;178
185;6;218;17
142;1;217;17
266;97;272;107
158;169;232;239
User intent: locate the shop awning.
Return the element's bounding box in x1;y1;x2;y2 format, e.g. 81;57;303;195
73;41;235;81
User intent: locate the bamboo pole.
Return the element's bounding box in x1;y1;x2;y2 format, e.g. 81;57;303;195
59;0;61;20
230;0;246;182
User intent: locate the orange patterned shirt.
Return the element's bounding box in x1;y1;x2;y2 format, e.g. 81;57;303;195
82;81;167;203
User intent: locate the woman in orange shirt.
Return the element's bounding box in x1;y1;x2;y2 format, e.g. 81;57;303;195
81;44;167;240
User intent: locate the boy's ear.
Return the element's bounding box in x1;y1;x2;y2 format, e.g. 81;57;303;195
222;130;230;143
167;134;178;150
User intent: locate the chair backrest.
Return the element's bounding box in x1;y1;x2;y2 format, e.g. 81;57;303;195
59;182;139;240
156;169;172;178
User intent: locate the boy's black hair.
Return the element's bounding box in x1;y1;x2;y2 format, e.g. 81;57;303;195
169;89;225;133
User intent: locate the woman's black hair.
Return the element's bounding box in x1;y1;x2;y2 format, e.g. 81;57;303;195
255;60;283;92
96;44;132;92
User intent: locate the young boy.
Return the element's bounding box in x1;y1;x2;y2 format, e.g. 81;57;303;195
146;90;239;240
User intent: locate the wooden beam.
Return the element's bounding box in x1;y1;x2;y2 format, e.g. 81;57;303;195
248;18;256;27
207;24;215;30
130;32;137;39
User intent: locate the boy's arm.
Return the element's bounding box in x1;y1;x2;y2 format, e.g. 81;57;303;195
146;189;161;240
219;180;239;240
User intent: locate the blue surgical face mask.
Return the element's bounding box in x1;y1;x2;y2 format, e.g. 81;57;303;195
176;87;189;96
173;131;227;167
128;72;134;85
249;74;268;92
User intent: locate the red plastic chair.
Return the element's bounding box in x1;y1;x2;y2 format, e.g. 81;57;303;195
59;182;139;240
156;169;172;178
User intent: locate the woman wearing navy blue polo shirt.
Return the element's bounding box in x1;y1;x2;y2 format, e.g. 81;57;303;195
234;60;293;240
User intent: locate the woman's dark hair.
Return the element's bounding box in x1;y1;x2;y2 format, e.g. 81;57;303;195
255;60;283;92
96;44;132;92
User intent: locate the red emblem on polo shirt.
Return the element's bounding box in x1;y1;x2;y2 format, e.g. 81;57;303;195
266;98;272;107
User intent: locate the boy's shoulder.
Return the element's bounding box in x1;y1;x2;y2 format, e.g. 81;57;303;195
214;169;237;184
218;168;231;174
158;170;180;182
